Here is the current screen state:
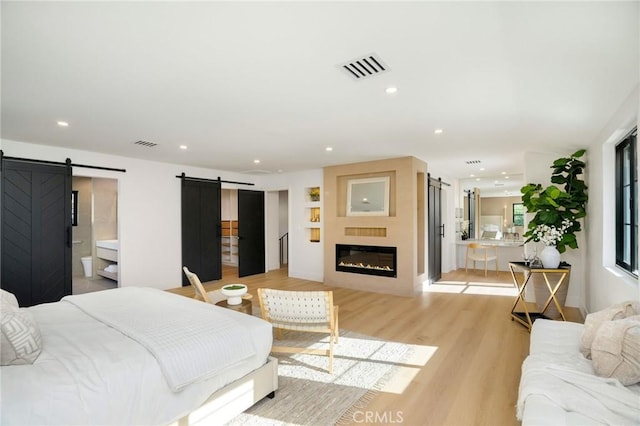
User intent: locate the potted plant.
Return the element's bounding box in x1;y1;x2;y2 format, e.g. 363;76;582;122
520;149;588;317
309;187;320;202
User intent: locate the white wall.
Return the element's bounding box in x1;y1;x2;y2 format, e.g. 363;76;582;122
1;139;262;290
585;85;640;312
262;169;324;282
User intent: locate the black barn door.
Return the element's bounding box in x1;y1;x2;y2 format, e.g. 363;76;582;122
238;189;265;278
1;160;72;306
181;179;221;285
428;175;443;283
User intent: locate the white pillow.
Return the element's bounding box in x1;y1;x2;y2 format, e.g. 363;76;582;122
0;288;19;309
591;316;640;386
580;301;640;359
1;302;43;365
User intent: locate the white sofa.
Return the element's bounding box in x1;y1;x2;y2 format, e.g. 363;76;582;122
517;319;640;425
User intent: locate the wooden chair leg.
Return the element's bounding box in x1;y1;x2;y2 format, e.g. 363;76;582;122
328;333;334;374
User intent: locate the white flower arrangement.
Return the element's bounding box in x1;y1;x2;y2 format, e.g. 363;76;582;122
531;218;573;246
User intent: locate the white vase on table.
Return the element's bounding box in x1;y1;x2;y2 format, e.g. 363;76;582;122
539;245;561;269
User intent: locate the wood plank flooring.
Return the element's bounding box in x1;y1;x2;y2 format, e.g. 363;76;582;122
167;266;582;426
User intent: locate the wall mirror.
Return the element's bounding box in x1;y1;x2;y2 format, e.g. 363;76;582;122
346;176;390;216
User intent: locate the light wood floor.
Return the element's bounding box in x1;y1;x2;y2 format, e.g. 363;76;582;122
168;266;582;426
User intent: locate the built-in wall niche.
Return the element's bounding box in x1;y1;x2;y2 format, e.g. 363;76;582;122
304;186;322;243
336;171;396;217
309;207;320;222
344;227;387;237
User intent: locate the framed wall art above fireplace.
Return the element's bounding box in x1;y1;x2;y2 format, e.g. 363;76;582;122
346;176;390;216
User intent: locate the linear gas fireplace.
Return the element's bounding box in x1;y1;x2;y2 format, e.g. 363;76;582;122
336;244;397;278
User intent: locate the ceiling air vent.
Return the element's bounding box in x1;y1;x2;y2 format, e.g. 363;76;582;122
465;160;482;165
339;53;390;80
134;140;157;148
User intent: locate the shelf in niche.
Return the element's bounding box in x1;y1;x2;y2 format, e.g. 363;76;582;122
308;227;320;243
344;227;387;237
309;207;320;223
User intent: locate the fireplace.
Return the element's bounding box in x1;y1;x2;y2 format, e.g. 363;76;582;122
336;244;397;278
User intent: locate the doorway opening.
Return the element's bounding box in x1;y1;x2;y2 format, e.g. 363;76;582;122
71;176;118;295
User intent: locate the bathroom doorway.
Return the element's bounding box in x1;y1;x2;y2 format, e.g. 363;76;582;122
72;177;118;294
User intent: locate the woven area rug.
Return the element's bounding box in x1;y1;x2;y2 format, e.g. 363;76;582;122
226;329;414;426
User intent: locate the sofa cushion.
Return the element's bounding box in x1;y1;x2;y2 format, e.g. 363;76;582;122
580;301;640;359
591;316;640;386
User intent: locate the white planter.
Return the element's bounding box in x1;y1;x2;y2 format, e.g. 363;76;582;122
540;246;561;269
221;284;247;305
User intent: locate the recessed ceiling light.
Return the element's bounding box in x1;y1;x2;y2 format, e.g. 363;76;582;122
434;129;443;135
325;147;333;152
179;145;187;150
253;159;260;164
469;174;475;177
385;86;398;94
475;178;481;181
501;171;507;175
57;121;69;127
480;167;485;171
505;176;510;179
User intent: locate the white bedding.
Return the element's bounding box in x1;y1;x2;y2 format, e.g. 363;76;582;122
0;288;272;426
63;287;257;391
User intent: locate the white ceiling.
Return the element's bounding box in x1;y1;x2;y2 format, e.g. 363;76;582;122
2;2;638;184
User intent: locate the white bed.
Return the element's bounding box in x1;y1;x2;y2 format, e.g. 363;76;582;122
0;287;277;426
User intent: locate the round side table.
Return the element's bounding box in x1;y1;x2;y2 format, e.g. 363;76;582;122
215;298;252;315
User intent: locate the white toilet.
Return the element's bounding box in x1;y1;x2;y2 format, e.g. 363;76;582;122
81;256;92;277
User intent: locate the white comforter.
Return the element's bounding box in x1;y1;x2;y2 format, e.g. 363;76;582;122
63;287;256;391
0;287;272;426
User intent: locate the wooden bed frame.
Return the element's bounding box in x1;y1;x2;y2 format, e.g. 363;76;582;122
174;356;278;425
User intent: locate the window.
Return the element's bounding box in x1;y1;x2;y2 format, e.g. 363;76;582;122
513;203;524;226
615;128;637;276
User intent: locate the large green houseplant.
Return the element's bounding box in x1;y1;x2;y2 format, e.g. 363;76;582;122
520;149;588;318
521;149;588;255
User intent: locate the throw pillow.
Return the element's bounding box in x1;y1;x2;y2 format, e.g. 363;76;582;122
580;301;640;359
591;316;640;386
1;304;43;365
0;288;19;309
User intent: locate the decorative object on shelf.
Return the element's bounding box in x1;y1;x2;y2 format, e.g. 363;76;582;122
221;284;248;306
520;149;587;316
309;187;320;202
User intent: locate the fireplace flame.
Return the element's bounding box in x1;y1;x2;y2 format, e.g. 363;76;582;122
338;261;393;271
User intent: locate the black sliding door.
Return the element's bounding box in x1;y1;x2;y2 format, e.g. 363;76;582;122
428;175;443;283
238;189;265;278
1;160;72;306
181;179;221;285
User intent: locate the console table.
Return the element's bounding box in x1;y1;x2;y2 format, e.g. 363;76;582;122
508;261;571;330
